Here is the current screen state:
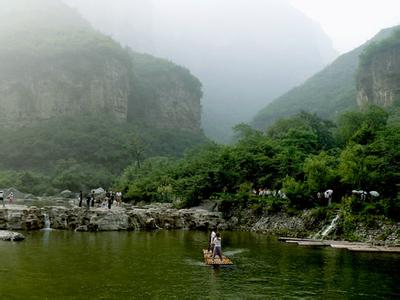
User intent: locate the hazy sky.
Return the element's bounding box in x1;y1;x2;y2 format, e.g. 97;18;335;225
290;0;400;53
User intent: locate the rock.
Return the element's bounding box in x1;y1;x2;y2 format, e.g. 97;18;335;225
357;45;400;108
0;230;25;241
60;190;74;198
75;225;88;232
0;203;227;232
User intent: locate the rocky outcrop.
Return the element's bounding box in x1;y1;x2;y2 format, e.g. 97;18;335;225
0;230;25;241
357;45;400;107
0;0;130;127
0;204;227;232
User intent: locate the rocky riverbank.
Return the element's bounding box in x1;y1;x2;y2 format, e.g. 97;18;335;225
0;203;227;232
219;204;400;246
0;202;399;246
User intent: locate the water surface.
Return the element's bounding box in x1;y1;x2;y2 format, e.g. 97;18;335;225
0;230;399;298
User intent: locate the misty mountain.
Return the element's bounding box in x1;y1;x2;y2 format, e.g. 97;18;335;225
252;26;399;130
0;0;205;192
63;0;337;142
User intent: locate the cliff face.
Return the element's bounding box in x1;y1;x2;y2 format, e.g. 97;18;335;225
0;0;131;126
0;53;130;126
357;46;400;108
0;0;202;133
129;52;202;132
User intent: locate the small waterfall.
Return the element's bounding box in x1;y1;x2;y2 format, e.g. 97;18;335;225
43;213;52;230
313;214;340;239
321;214;340;238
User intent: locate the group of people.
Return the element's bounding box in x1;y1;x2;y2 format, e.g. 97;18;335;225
317;189;334;206
208;228;223;261
0;190;14;208
78;190;122;209
252;188;287;198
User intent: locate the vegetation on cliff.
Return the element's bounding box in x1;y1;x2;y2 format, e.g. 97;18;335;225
115;106;400;224
359;28;400;67
253;26;400;130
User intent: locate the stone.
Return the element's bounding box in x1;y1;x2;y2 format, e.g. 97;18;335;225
60;190;75;198
0;230;25;241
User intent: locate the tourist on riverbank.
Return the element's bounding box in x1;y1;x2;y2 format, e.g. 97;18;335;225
91;190;95;207
107;191;113;209
79;191;83;207
212;232;223;261
86;193;91;209
324;189;333;206
116;191;122;207
7;192;14;204
0;190;4;208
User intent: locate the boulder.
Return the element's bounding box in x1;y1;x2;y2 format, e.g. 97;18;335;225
60;190;75;198
0;230;25;241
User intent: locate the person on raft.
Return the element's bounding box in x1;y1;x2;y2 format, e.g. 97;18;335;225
212;232;223;261
208;228;216;253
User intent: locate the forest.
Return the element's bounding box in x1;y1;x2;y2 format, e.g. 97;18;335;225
115;105;400;223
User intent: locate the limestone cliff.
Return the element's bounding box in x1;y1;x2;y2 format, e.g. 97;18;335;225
0;0;202;133
0;0;131;125
357;29;400;107
129;52;202;132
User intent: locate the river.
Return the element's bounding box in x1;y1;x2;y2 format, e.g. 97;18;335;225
0;230;399;298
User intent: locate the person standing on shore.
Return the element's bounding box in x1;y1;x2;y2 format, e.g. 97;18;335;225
0;190;4;208
86;192;91;209
79;191;83;207
91;190;95;207
116;191;122;207
8;192;14;204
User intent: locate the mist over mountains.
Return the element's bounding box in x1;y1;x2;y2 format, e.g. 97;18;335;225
63;0;337;142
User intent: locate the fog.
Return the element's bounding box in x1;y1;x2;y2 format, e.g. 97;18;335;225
1;0;398;140
59;0;337;141
290;0;400;53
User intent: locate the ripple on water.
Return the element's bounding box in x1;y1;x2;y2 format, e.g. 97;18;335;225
223;248;249;256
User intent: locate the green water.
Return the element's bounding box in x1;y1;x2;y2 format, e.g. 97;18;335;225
0;230;399;299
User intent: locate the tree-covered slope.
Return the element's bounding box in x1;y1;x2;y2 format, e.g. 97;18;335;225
253;26;399;130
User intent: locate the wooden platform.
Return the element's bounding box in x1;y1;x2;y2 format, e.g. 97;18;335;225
203;249;233;265
279;237;400;253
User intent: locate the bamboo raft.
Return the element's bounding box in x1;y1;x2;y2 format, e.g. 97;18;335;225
203;249;233;266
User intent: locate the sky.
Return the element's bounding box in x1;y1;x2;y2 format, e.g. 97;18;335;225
289;0;400;53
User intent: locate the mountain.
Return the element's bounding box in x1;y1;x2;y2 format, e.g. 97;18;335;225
357;29;400;108
0;0;205;193
253;26;399;130
62;0;337;142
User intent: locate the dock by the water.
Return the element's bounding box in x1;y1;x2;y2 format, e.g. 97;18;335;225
279;237;400;253
203;249;233;265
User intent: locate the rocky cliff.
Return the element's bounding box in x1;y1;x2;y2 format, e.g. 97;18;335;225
0;0;131;126
357;30;400;107
129;52;202;132
0;0;202;133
